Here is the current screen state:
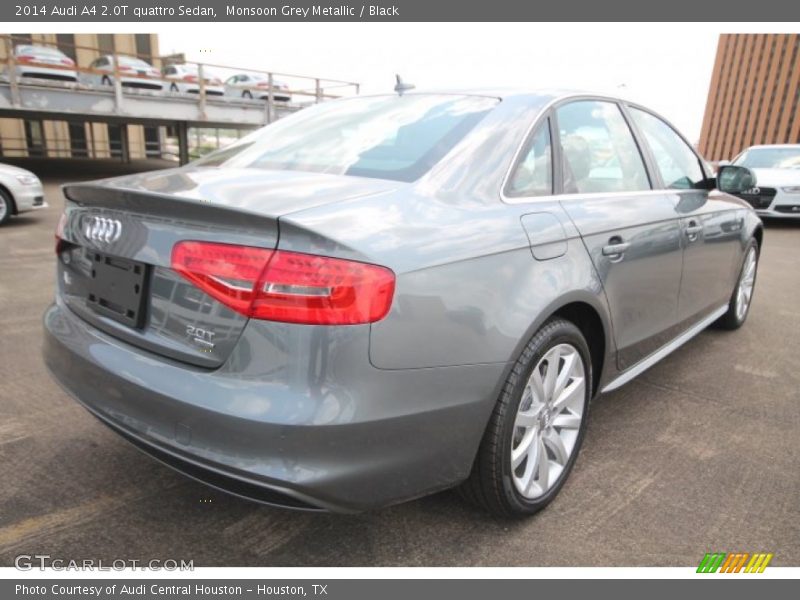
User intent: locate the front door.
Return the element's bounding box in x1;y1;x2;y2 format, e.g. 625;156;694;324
627;106;744;325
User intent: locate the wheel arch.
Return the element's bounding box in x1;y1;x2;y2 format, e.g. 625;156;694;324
0;182;18;215
752;223;763;251
507;291;614;398
552;301;607;396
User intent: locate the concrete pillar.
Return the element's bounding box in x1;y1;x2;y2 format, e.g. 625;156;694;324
177;121;189;165
120;123;130;163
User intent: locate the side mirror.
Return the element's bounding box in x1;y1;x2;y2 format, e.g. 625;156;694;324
717;165;756;194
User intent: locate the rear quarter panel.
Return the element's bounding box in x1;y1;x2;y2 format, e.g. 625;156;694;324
279;192;614;373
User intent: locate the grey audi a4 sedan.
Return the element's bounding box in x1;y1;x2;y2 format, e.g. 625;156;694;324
44;90;762;516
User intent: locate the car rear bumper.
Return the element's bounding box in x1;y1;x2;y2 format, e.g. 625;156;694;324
120;77;164;91
183;85;224;96
15;65;78;82
257;92;291;102
43;300;503;512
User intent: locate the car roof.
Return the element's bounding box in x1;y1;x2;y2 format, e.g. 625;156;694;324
362;88;624;104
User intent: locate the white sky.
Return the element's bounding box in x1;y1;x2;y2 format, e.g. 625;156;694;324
92;22;792;144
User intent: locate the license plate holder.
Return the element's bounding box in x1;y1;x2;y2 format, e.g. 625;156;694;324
86;250;148;329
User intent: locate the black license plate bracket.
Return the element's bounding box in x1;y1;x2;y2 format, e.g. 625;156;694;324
86;250;148;329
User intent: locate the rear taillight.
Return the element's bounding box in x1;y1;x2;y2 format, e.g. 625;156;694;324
183;74;198;82
171;241;272;315
17;55;35;63
171;241;395;325
61;58;75;66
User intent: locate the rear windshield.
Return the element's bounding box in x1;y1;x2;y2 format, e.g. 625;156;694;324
193;94;499;182
16;45;64;57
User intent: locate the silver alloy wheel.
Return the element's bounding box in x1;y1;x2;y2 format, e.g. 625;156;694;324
0;195;8;222
735;247;757;322
511;343;586;499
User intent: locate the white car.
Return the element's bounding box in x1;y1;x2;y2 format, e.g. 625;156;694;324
728;144;800;218
84;55;163;91
224;73;291;102
5;45;77;84
0;164;45;226
162;64;224;96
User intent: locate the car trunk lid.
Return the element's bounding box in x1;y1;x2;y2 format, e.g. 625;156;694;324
56;168;398;368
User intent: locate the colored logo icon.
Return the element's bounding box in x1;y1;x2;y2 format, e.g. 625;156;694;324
697;552;774;573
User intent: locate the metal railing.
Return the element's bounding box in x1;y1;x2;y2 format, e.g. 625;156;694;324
1;34;360;123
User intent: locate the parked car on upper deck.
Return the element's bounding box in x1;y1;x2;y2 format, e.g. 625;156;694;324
5;44;77;84
44;90;763;516
725;144;800;218
224;72;291;102
83;55;164;91
163;63;224;96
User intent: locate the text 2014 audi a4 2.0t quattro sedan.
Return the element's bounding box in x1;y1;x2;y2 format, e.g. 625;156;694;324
44;91;763;515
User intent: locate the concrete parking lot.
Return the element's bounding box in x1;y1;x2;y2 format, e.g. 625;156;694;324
1;164;798;567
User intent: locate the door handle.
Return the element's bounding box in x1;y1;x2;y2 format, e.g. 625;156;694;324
685;220;703;242
602;237;631;261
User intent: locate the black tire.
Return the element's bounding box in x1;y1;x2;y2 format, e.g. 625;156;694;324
460;318;592;517
714;238;759;330
0;187;14;226
242;90;252;99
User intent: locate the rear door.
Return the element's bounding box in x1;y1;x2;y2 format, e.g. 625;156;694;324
554;99;683;371
628;106;744;323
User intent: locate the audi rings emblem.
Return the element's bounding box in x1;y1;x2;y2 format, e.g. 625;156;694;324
84;216;123;244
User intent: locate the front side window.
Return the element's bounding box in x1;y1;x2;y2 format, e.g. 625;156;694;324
193;94;499;182
630;108;705;189
556;100;650;194
506;121;552;197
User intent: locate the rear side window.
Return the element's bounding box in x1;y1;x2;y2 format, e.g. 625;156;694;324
556;100;650;194
506;121;553;197
630;108;705;189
